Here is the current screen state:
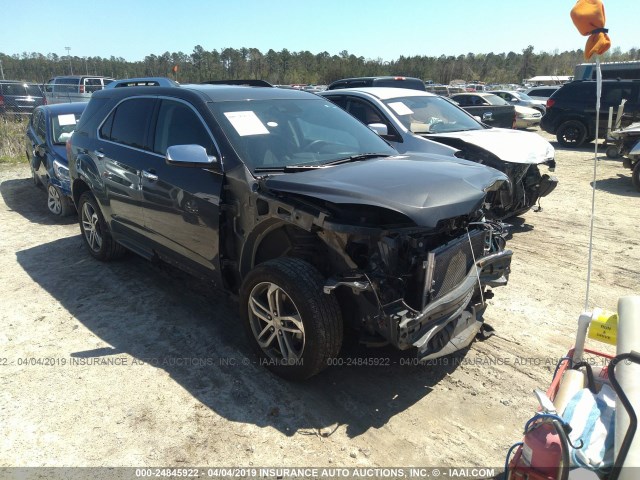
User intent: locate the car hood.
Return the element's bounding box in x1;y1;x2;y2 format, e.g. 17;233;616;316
262;155;507;228
428;128;554;164
514;105;541;115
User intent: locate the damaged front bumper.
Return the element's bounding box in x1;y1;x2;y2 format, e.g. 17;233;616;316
324;238;512;361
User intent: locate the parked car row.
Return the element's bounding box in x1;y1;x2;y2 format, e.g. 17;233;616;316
21;76;563;380
20;78;524;380
319;86;557;219
0;75;115;118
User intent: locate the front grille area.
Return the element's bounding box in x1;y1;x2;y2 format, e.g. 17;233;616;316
429;229;486;301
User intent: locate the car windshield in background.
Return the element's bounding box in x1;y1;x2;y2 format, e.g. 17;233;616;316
515;92;534;101
51;112;83;144
381;95;482;134
210;98;396;171
483;94;510;106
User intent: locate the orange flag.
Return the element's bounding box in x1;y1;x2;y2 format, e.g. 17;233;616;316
570;0;611;60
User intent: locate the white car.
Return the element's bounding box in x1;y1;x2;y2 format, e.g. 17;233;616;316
320;87;557;219
523;85;560;102
490;90;547;115
513;104;543;129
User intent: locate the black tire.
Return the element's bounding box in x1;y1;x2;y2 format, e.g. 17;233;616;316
606;145;621;159
239;257;343;381
556;120;587;148
78;191;126;261
47;184;74;217
632;161;640;192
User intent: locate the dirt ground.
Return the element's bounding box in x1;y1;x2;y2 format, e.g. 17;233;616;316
1;128;639;474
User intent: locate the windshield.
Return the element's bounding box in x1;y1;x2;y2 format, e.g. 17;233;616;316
515;92;534;101
210;98;396;171
483;94;510;106
381;95;483;134
51;112;83;144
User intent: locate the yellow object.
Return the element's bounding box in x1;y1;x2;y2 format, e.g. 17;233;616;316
570;0;611;60
588;309;618;345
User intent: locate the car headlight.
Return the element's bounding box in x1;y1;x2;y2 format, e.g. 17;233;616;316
53;159;70;180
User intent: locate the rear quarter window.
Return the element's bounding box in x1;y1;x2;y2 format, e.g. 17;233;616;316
101;98;156;150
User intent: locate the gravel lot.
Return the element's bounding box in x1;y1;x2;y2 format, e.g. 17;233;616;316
1;128;639;475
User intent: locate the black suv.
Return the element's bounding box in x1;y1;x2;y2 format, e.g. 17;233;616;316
68;83;511;379
541;79;640;147
0;80;45;117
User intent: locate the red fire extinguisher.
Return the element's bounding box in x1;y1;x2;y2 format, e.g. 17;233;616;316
507;414;572;480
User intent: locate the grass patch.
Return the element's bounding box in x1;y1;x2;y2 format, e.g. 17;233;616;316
0;116;29;164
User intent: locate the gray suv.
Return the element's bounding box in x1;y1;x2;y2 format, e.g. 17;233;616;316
44;76;114;104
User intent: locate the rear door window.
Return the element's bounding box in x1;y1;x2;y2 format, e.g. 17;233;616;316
25;84;42;96
55;77;80;93
84;78;103;93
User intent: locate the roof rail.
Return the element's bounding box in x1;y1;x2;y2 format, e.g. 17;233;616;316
201;79;273;87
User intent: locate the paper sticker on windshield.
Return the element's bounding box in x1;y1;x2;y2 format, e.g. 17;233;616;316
388;102;414;116
224;111;269;136
57;114;77;126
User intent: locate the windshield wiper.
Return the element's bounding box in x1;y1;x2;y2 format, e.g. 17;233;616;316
254;153;391;173
323;153;391;166
254;164;330;173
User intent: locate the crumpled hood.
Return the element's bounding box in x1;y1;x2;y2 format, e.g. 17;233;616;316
263;155;507;228
429;128;554;164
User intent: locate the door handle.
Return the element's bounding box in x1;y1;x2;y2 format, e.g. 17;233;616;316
142;170;159;182
94;150;105;159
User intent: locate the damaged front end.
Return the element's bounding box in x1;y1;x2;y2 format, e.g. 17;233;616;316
252;156;513;361
321;215;511;361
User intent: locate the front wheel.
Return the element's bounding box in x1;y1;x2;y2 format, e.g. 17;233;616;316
556;120;587;148
78;192;126;261
47;184;74;217
240;257;343;380
632;161;640;192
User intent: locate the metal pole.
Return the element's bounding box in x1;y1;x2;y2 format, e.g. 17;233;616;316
65;47;73;75
0;59;4;80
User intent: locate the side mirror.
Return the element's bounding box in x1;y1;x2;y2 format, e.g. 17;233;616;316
368;123;388;136
35;143;47;157
166;144;218;168
473;116;483;123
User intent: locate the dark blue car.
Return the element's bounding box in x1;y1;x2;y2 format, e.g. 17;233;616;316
26;103;87;216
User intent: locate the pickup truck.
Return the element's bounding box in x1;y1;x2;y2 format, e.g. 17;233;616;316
44;76;114;104
449;93;516;129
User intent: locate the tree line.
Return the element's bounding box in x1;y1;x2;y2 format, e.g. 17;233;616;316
1;45;639;86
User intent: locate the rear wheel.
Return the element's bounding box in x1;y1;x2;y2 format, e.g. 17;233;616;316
632;161;640;192
556;120;587;148
240;257;343;380
78;192;126;261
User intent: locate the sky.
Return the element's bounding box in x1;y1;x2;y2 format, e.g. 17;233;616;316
1;0;637;63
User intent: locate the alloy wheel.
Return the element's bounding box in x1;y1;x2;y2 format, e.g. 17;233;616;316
47;185;62;215
81;201;103;252
247;282;305;362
